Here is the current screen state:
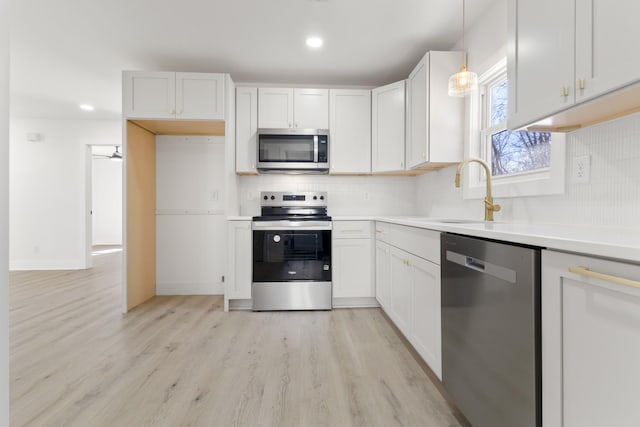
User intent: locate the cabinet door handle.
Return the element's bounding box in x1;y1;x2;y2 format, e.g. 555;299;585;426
170;109;176;115
560;86;569;97
568;266;640;290
576;79;585;90
289;122;292;128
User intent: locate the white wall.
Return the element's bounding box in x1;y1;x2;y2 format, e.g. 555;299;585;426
91;155;122;245
9;118;121;270
415;0;640;229
238;175;417;217
1;0;9;423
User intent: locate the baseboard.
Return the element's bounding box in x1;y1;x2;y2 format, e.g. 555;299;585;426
156;282;224;295
332;297;380;308
228;299;252;310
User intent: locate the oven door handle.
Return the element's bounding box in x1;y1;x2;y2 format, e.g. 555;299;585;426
252;221;332;230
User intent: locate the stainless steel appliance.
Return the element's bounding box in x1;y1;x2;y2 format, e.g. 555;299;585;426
252;191;332;310
257;128;329;174
441;233;541;427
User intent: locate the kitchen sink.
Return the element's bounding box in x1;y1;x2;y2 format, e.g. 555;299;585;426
411;218;487;224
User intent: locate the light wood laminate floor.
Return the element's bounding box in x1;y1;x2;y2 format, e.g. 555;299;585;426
10;251;465;426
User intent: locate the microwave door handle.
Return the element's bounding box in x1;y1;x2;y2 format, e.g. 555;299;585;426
314;135;319;163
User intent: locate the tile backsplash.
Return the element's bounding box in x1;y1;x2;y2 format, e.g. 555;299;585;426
415;113;640;228
238;175;417;217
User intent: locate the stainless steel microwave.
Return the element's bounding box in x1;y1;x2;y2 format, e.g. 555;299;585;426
257;128;329;174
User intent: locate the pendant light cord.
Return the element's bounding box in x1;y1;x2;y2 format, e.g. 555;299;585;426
462;0;466;69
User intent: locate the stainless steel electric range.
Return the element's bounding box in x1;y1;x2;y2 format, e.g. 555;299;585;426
252;191;332;311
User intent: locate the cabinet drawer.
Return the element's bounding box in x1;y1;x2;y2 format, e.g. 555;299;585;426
375;221;390;242
387;223;440;264
333;221;373;239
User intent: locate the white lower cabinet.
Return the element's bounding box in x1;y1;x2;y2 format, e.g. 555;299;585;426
225;220;252;308
376;222;442;379
375;240;391;309
408;253;441;379
542;250;640;427
332;221;375;305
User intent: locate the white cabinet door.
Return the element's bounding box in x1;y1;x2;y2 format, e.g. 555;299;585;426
235;87;258;173
409;253;441;379
332;238;374;298
390;246;412;335
542;250;640;427
123;71;176;119
226;221;252;300
258;87;294;128
294;88;329;129
175;72;225;120
406;54;429;169
375;240;391;309
507;0;575;129
575;0;640;103
329;89;371;174
372;80;406;172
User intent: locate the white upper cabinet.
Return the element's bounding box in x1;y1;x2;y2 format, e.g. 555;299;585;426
508;0;640;129
123;71;176;119
406;51;464;169
258;87;294;128
235;87;258;174
507;0;575;129
123;71;225;120
258;88;328;129
329;89;371;174
372;80;406;173
294;88;329;129
175;72;225;120
575;0;640;103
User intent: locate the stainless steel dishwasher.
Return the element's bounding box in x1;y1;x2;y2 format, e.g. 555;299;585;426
441;233;541;427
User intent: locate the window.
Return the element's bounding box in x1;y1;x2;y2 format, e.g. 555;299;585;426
464;59;565;199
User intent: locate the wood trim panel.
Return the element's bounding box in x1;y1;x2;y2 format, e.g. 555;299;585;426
126;121;156;310
130;119;225;136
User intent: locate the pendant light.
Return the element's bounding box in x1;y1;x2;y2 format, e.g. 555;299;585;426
448;0;477;97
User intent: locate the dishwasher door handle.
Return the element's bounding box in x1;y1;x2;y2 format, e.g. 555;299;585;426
446;250;517;284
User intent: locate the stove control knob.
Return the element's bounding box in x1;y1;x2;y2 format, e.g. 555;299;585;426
313;196;318;200
320;196;325;200
271;195;275;200
263;195;268;200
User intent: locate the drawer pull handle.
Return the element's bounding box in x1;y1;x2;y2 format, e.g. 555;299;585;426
568;266;640;290
375;230;384;233
340;229;364;233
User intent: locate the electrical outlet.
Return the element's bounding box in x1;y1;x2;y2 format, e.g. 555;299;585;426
572;155;591;183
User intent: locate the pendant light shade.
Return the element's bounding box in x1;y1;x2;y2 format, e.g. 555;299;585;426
448;0;477;97
448;65;478;97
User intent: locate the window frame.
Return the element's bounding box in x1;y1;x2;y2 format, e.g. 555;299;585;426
463;58;566;200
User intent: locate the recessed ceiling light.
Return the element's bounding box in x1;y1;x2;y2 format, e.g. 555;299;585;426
80;104;95;111
306;37;323;48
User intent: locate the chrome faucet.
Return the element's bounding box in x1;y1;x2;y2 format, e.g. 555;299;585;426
455;158;501;221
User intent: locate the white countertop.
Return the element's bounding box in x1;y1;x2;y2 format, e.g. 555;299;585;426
376;216;640;264
228;215;640;263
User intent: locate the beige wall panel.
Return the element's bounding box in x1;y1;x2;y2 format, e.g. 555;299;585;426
126;121;156;310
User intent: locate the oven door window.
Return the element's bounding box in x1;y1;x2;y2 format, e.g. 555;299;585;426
253;230;331;282
258;135;315;163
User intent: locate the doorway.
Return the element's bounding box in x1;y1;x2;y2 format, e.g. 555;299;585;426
87;145;123;267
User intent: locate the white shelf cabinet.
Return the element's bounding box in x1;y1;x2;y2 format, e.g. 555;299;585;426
329;89;371;174
258;87;329;129
507;0;640;129
406;51;464;169
372;80;406;173
375;221;442;378
332;221;375;302
123;71;225;120
542;250;640;427
225;220;252;305
235;87;258;173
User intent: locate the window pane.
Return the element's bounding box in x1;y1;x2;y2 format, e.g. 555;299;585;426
491;130;551;176
490;80;508;125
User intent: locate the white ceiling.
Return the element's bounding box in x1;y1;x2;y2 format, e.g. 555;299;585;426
10;0;496;120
